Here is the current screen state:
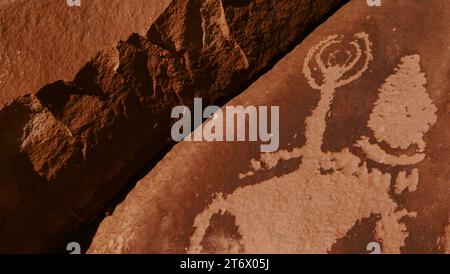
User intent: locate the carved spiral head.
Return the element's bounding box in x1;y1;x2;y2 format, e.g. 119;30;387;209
303;32;373;90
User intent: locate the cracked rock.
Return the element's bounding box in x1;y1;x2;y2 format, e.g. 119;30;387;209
0;0;171;107
88;0;450;254
0;0;346;252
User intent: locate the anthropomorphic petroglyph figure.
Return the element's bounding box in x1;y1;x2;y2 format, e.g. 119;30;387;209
187;33;438;254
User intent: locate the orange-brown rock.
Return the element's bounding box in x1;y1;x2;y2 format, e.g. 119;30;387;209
0;0;171;107
89;0;450;254
0;0;346;253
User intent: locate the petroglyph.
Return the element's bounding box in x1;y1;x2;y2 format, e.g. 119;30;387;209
394;169;419;195
355;55;438;203
189;149;398;254
188;32;436;254
374;210;417;254
355;137;425;166
367;55;437;150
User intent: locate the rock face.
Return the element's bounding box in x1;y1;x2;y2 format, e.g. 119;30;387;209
88;0;450;254
0;0;346;253
0;0;171;107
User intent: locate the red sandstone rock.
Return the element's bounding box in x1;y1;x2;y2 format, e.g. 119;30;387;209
88;0;450;254
0;0;171;107
0;0;345;253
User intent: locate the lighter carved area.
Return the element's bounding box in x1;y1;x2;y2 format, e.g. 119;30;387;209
355;137;425;166
394;169;419;195
367;55;437;150
374;210;417;254
189;149;398;253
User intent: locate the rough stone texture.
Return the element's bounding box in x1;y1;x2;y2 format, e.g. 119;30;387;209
88;0;450;254
0;0;346;253
0;0;171;107
0;0;17;6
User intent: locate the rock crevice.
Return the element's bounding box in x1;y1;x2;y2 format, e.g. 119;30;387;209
0;0;347;252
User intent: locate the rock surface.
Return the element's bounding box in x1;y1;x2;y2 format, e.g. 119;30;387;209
0;0;171;107
0;0;346;253
88;0;450;254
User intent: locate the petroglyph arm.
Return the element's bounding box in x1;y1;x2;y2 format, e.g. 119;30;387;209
355;137;425;166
